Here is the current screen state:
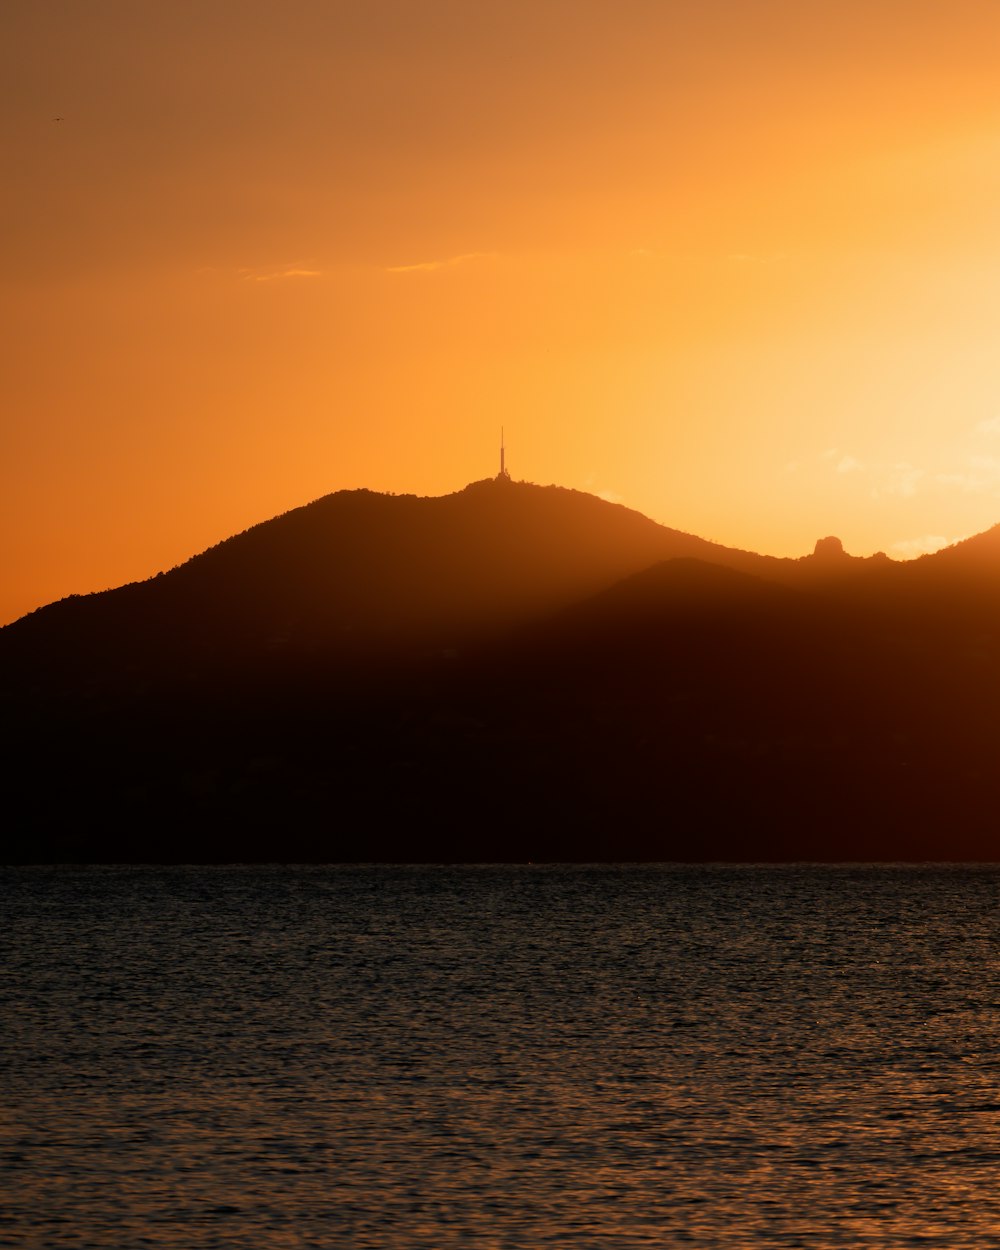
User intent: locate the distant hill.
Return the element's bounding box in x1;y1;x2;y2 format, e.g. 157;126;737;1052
0;479;785;686
917;523;1000;571
4;480;1000;864
898;524;1000;616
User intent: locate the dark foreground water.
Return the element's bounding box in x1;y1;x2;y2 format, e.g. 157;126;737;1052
3;865;1000;1248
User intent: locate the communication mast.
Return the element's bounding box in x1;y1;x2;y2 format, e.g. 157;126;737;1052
497;427;511;481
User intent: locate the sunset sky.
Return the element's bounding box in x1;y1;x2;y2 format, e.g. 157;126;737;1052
5;1;1000;624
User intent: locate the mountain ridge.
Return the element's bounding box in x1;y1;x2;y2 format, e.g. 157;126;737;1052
0;480;796;675
4;479;1000;864
1;478;894;640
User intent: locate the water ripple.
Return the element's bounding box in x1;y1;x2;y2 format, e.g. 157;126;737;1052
2;864;999;1247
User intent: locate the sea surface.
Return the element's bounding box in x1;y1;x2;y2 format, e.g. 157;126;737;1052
3;864;1000;1248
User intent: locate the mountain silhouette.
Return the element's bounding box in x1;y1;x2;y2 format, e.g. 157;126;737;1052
0;480;787;687
919;523;1000;570
3;480;1000;863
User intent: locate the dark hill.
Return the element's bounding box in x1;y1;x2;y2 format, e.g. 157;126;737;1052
5;482;1000;864
544;557;813;631
900;524;1000;615
0;479;777;689
916;523;1000;571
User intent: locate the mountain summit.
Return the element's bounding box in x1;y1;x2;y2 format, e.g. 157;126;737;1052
4;481;1000;864
1;480;779;676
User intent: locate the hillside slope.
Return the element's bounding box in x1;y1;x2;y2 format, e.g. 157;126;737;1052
6;483;1000;863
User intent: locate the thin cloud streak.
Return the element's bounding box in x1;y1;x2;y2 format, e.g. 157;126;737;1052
891;534;966;559
384;252;495;274
823;443;1000;502
238;266;324;283
824;450;925;499
879;463;924;499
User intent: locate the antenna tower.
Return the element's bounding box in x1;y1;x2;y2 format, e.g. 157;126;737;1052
498;427;510;481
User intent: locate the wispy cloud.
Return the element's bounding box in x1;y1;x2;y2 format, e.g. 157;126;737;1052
238;264;323;282
879;462;924;499
384;251;495;274
891;534;957;559
822;448;866;475
975;415;1000;435
934;455;1000;494
581;473;624;505
824;444;1000;503
824;450;924;499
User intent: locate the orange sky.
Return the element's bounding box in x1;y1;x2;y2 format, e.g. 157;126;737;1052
5;0;1000;624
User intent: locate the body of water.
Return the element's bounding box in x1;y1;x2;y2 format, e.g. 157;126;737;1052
3;864;1000;1247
